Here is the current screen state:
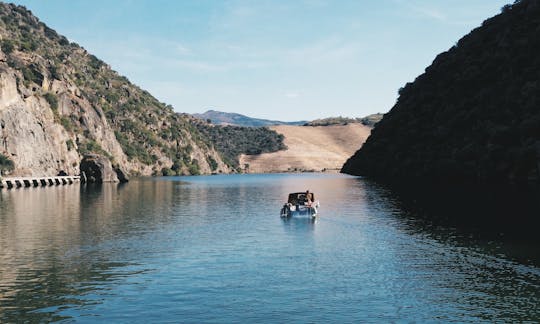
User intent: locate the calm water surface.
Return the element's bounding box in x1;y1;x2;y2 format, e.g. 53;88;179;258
0;174;538;322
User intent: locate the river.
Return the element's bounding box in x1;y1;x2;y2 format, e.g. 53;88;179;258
0;173;538;322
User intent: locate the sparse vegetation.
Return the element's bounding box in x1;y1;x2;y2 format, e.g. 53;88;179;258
304;114;383;127
78;139;111;160
66;139;74;151
207;155;218;171
161;167;175;176
304;116;359;126
188;160;201;175
0;39;15;54
60;116;72;132
43;92;58;112
359;114;384;127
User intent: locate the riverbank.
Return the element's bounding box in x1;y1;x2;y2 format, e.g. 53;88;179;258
0;176;81;189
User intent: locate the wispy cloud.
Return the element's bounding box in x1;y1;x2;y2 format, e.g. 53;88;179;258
285;38;364;65
230;5;255;17
302;0;328;7
395;0;499;26
413;6;446;21
284;92;301;99
217;36;365;70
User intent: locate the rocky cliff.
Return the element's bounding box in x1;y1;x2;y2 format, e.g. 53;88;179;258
342;0;540;185
0;3;230;177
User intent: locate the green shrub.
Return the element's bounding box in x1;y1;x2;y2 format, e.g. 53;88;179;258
188;160;200;175
21;65;41;85
19;39;38;51
207;155;218;171
66;139;74;151
43;92;58;112
0;39;15;54
49;64;61;80
78;139;111;159
161;167;175;176
60;116;72;132
114;130;154;165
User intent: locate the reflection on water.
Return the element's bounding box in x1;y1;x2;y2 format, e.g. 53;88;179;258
0;174;539;322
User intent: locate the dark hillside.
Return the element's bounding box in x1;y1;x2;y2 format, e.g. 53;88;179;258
342;0;540;185
192;118;286;168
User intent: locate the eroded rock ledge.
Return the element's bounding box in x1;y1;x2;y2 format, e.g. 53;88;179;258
80;154;128;183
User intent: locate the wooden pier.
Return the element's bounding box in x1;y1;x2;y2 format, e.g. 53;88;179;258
0;176;81;189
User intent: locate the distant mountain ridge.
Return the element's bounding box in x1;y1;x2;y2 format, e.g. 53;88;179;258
193;110;307;127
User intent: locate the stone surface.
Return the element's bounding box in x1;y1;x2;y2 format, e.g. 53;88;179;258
0;70;80;176
80;154;118;183
113;165;129;183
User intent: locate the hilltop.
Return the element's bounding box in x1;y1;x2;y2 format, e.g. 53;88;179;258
342;0;540;185
304;114;383;127
193;110;306;127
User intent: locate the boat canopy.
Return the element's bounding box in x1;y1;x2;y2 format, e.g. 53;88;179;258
287;192;315;205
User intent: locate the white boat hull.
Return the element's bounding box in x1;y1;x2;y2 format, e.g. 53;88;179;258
280;201;319;218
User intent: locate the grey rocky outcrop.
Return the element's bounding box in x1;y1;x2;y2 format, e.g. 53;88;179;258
113;164;129;183
0;70;80;176
80;154;119;183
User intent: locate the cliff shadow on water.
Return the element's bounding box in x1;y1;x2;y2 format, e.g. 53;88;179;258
364;179;540;265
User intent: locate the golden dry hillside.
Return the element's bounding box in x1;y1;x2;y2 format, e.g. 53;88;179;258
239;124;371;173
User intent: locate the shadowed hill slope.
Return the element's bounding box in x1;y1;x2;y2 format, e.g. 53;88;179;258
342;0;540;185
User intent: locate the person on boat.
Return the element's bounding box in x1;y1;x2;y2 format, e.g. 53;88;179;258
305;190;313;206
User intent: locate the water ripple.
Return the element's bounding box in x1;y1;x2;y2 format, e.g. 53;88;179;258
0;174;538;322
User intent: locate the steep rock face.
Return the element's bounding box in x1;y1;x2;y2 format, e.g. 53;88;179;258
0;70;80;175
0;3;231;177
342;0;540;185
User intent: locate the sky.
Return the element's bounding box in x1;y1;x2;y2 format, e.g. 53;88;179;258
10;0;511;121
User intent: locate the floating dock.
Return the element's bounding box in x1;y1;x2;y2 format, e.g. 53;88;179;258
0;176;81;189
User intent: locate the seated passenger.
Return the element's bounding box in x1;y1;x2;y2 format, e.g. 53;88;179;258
305;190;313;205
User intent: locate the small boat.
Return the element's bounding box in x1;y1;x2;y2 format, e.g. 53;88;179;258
280;191;320;218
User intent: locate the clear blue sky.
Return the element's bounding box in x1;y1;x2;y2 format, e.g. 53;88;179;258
10;0;511;121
